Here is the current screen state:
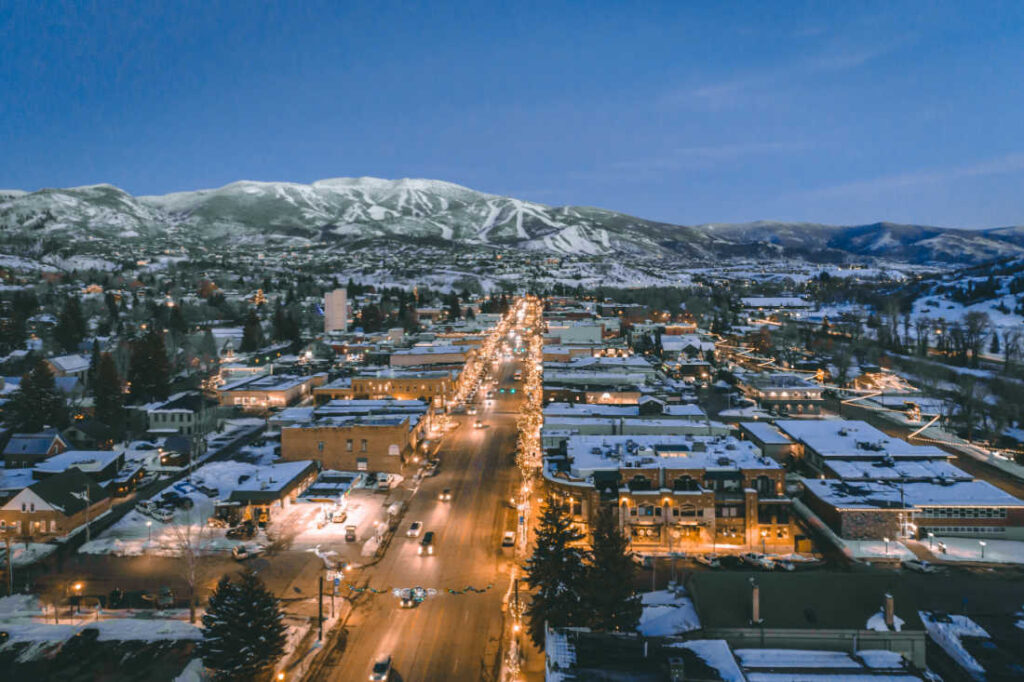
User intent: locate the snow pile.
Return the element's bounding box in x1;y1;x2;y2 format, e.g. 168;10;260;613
0;542;58;567
637;589;701;636
865;609;905;632
668;640;744;682
920;611;989;680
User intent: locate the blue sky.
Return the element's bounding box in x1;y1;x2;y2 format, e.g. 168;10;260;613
2;1;1022;228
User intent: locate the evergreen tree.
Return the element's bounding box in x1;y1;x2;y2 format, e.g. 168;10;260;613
0;314;26;354
129;329;171;402
168;303;188;335
199;571;287;682
8;359;68;432
240;309;264;352
523;498;589;648
87;339;102;387
444;292;461;320
200;329;219;361
93;352;125;439
583;505;641;632
54;296;86;352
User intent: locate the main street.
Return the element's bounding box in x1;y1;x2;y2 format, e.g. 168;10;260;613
311;356;526;681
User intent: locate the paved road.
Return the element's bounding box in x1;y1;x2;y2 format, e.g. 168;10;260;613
313;359;524;681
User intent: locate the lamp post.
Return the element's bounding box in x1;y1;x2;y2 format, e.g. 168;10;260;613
927;531;934;549
760;529;767;555
146;520;153;545
73;581;83;615
979;541;987;560
883;537;890;556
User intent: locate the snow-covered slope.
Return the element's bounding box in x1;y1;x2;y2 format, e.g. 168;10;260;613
1;178;1022;263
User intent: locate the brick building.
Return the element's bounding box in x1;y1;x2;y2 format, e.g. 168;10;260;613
0;468;111;540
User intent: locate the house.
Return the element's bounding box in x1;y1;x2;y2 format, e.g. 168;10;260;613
3;430;69;469
0;468;111;540
147;391;220;436
32;449;125;485
63;419;114;449
46;354;91;382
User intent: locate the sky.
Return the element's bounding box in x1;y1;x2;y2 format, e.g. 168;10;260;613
2;1;1023;228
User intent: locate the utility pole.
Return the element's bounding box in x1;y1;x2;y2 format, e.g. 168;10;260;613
318;574;324;641
4;534;12;596
83;486;91;544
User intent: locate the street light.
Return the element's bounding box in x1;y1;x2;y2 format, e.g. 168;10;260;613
147;520;153;544
760;529;767;554
979;541;987;559
927;531;934;549
883;537;890;556
73;582;83;614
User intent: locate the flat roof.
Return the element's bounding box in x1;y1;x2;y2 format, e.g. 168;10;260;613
803;477;1024;509
562;434;778;477
740;421;793;445
776;419;947;459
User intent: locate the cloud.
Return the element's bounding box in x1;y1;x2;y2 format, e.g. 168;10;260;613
796;153;1024;200
663;41;903;110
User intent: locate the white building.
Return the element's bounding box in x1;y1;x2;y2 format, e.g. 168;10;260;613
324;288;348;333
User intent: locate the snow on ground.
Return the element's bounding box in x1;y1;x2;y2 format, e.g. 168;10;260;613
637;589;701;636
844;539;915;561
920;537;1024;564
920;611;989;680
0;542;58;567
79;460;266;557
173;658;204;682
0;618;200;646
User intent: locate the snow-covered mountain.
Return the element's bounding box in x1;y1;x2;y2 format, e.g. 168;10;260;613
1;178;1022;264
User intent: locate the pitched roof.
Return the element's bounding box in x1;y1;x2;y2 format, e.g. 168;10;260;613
3;430;66;457
28;468;109;516
49;354;90;374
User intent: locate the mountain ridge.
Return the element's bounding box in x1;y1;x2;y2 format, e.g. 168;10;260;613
1;177;1022;264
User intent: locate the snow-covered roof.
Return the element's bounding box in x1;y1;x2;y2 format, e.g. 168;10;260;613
48;354;90;373
562;434;779;478
776;419;947;459
803;477;1024;510
34;449;122;474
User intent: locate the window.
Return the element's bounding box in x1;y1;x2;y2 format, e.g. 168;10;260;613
346;439;353;452
356;457;368;471
29;503;34;512
360;439;368;452
21;503;26;512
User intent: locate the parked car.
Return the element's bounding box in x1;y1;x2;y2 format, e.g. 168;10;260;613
775;559;796;572
438;489;452;502
232;543;265;561
197;485;219;497
419;531;435;556
369;655;392;681
135;500;157;516
345;525;358;542
695;554;722;569
150;507;175;523
467;406;478;415
502;530;516;547
740;553;776;570
406;521;423;538
902;559;938;574
425;460;440;477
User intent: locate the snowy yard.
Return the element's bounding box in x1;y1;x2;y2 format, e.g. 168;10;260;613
915;536;1024;564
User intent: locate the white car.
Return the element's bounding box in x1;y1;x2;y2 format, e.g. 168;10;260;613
740;553;776;570
150;507;175;523
369;655;392;681
502;530;516;547
695;554;722;569
232;543;265;561
135;500;157;516
406;521;423;538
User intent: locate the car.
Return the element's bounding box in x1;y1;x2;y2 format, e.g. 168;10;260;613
369;655;392;681
424;460;440;476
345;525;358;542
467;406;478;415
135;500;157;515
775;559;796;572
473;420;484;429
438;489;452;502
150;507;175;523
695;554;722;569
502;530;516;547
399;594;416;608
419;531;435;555
406;521;423;538
232;543;265;561
902;558;938;574
740;553;776;570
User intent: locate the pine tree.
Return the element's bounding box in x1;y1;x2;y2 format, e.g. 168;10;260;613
129;329;171;402
240;309;264;352
87;339;101;387
523;498;589;648
584;504;641;632
199;571;287;682
54;296;86;352
200;329;219;361
93;352;125;439
168;303;188;335
8;359;68;432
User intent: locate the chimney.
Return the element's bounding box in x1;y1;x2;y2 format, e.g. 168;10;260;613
884;593;894;629
751;578;762;624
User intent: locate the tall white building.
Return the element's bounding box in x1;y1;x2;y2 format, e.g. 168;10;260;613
324;288;348;333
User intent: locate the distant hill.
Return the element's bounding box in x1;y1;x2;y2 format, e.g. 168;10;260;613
1;178;1021;264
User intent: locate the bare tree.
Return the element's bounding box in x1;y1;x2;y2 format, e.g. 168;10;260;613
963;311;990;368
913;317;931;356
171;510;214;624
1004;329;1022;374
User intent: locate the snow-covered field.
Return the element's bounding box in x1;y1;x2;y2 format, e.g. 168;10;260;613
918;537;1024;564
